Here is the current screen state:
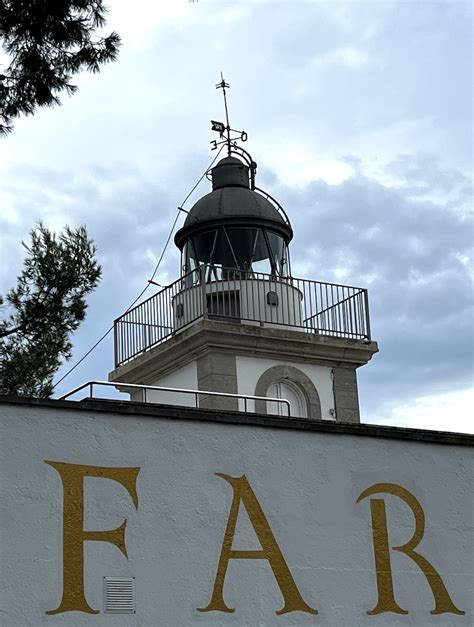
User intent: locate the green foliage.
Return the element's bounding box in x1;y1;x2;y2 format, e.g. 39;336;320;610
0;224;102;397
0;0;120;134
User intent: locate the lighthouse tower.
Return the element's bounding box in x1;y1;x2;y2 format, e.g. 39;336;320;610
109;80;378;422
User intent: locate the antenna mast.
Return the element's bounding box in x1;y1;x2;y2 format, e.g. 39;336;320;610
210;73;248;156
217;73;231;155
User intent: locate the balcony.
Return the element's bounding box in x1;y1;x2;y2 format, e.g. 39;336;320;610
113;266;371;368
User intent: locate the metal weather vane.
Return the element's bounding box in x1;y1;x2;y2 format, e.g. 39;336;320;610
210;73;248;155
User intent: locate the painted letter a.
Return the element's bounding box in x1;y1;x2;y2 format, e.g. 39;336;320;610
198;473;317;616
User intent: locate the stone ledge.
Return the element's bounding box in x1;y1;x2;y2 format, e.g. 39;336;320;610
109;319;379;384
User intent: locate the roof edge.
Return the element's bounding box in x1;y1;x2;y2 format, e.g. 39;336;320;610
1;395;473;446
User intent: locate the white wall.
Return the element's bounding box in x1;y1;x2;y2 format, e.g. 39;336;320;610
236;355;335;419
1;402;472;626
130;360;198;407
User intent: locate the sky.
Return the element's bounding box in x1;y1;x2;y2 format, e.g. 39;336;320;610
0;0;472;433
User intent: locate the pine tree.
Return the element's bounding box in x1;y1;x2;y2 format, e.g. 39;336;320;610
0;224;102;397
0;0;120;135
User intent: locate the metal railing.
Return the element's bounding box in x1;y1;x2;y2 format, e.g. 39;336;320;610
58;380;291;416
114;266;370;367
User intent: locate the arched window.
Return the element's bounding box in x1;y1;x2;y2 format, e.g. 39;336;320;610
267;380;307;418
254;365;322;420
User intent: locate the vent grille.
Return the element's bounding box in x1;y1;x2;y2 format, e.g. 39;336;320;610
104;577;135;614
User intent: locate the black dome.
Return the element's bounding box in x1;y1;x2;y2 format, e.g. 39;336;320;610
175;156;292;250
184;186;287;225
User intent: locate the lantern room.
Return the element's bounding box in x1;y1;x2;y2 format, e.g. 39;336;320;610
175;153;293;282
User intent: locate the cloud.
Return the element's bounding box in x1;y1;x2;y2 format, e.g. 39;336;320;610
310;46;374;70
368;388;474;435
263;153;473;431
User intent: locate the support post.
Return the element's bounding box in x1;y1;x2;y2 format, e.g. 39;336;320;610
200;265;208;320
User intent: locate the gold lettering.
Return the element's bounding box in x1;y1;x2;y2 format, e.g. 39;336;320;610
45;461;140;615
198;473;317;615
357;482;464;616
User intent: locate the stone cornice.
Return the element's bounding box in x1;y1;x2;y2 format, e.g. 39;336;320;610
109;320;379;385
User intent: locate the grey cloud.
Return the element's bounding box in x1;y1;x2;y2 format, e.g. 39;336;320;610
282;174;471;284
0;153;212;396
260;153;473;417
385;153;472;199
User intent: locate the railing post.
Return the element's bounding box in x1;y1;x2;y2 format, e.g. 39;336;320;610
113;321;118;368
200;265;207;320
363;289;371;341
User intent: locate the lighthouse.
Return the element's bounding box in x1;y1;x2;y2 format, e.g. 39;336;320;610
109;79;378;421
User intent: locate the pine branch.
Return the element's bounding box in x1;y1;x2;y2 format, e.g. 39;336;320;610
0;0;121;134
0;224;102;397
